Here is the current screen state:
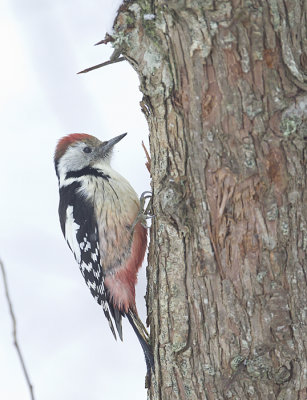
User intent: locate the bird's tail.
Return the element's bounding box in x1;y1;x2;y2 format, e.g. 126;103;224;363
127;309;154;381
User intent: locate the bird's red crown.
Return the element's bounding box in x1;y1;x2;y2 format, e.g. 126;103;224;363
54;133;95;161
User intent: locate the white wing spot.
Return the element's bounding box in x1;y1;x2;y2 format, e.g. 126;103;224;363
93;270;100;279
84;241;91;251
86;280;97;290
80;261;93;273
65;206;81;263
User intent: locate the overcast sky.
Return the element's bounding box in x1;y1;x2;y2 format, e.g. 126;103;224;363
0;1;151;399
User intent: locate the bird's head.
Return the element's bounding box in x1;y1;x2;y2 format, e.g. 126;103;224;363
54;133;127;179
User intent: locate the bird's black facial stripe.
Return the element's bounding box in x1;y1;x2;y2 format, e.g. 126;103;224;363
65;167;110;180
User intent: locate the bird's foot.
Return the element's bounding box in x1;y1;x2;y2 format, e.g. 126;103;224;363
131;191;154;231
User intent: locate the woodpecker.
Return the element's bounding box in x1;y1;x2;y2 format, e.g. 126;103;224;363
54;132;153;377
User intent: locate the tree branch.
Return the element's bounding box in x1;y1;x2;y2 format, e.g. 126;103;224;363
0;259;35;400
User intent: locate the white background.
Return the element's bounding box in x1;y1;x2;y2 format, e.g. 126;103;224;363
0;1;151;399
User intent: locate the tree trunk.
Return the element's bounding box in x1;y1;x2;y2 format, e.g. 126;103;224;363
113;1;306;399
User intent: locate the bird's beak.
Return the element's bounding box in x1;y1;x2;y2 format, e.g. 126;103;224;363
100;133;127;155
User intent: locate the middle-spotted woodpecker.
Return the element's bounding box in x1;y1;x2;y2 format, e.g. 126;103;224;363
54;132;153;377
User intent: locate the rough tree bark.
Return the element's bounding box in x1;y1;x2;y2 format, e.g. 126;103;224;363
112;1;306;399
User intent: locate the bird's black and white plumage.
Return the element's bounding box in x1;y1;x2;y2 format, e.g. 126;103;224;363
58;177;118;337
54;133;153;377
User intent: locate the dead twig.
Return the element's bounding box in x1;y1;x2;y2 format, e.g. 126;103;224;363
142;141;151;173
94;34;114;46
77;56;125;74
0;259;35;400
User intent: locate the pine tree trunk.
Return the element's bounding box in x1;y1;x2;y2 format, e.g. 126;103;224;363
113;1;307;399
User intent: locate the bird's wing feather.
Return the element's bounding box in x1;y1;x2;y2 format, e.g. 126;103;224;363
59;183;118;339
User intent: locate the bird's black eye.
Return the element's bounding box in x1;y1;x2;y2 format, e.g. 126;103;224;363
83;146;92;153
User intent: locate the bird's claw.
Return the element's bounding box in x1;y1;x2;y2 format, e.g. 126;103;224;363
130;192;154;231
140;191;154;219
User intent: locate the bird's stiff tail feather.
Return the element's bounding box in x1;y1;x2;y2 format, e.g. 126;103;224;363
127;309;154;380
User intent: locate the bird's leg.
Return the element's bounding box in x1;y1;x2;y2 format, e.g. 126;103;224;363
130;191;154;231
